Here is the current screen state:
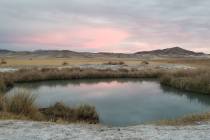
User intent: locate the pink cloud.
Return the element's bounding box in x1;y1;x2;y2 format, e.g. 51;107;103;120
17;26;130;51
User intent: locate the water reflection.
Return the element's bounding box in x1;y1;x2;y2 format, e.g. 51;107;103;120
161;85;210;106
7;79;210;126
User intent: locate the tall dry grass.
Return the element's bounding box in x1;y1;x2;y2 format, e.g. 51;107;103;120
1;89;43;120
1;68;160;84
160;69;210;94
0;89;99;123
0;67;209;94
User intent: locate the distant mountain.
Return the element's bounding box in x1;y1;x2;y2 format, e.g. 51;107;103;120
135;47;205;56
0;49;14;54
0;47;207;58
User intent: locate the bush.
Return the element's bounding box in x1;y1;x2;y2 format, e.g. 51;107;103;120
62;61;69;66
76;104;99;123
104;61;125;65
40;102;75;122
141;60;149;65
0;59;7;65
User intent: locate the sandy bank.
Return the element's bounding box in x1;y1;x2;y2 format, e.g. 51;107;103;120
0;120;210;140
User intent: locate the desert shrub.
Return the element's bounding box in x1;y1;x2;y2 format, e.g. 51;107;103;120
0;59;7;65
141;60;149;65
75;104;99;123
40;102;75;122
104;61;125;65
62;61;69;66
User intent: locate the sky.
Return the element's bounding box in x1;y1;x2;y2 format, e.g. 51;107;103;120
0;0;210;53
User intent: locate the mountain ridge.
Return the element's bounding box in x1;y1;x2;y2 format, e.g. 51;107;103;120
0;47;208;58
135;47;205;56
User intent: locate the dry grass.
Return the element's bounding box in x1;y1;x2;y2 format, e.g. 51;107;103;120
0;68;160;84
1;67;209;94
0;95;3;111
160;69;210;94
0;58;142;67
0;79;6;93
157;112;210;126
103;61;125;65
0;67;210;124
1;57;210;69
0;59;7;65
141;60;149;65
0;89;99;123
152;58;210;68
0;112;30;120
2;89;43;121
62;61;69;66
40;102;99;124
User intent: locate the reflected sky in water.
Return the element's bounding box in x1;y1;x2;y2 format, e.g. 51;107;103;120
7;79;210;126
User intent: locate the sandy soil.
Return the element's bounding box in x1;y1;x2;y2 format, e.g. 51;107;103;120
0;120;210;140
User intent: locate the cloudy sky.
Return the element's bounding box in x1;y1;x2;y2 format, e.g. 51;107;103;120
0;0;210;53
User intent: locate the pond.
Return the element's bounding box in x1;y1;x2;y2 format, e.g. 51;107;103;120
6;79;210;126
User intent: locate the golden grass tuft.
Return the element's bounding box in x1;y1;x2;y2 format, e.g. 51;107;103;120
2;89;44;121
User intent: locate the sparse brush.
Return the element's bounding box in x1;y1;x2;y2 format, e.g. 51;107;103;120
62;61;68;66
104;61;125;65
75;104;99;123
40;102;99;124
0;59;7;65
40;102;75;122
141;60;149;65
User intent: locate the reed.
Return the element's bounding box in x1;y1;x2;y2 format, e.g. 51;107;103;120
160;69;210;94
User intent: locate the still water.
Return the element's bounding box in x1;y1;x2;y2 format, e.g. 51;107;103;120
7;79;210;126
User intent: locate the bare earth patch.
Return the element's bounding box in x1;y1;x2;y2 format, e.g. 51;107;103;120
0;120;210;140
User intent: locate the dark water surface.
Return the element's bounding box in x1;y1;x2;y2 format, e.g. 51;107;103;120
7;79;210;126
